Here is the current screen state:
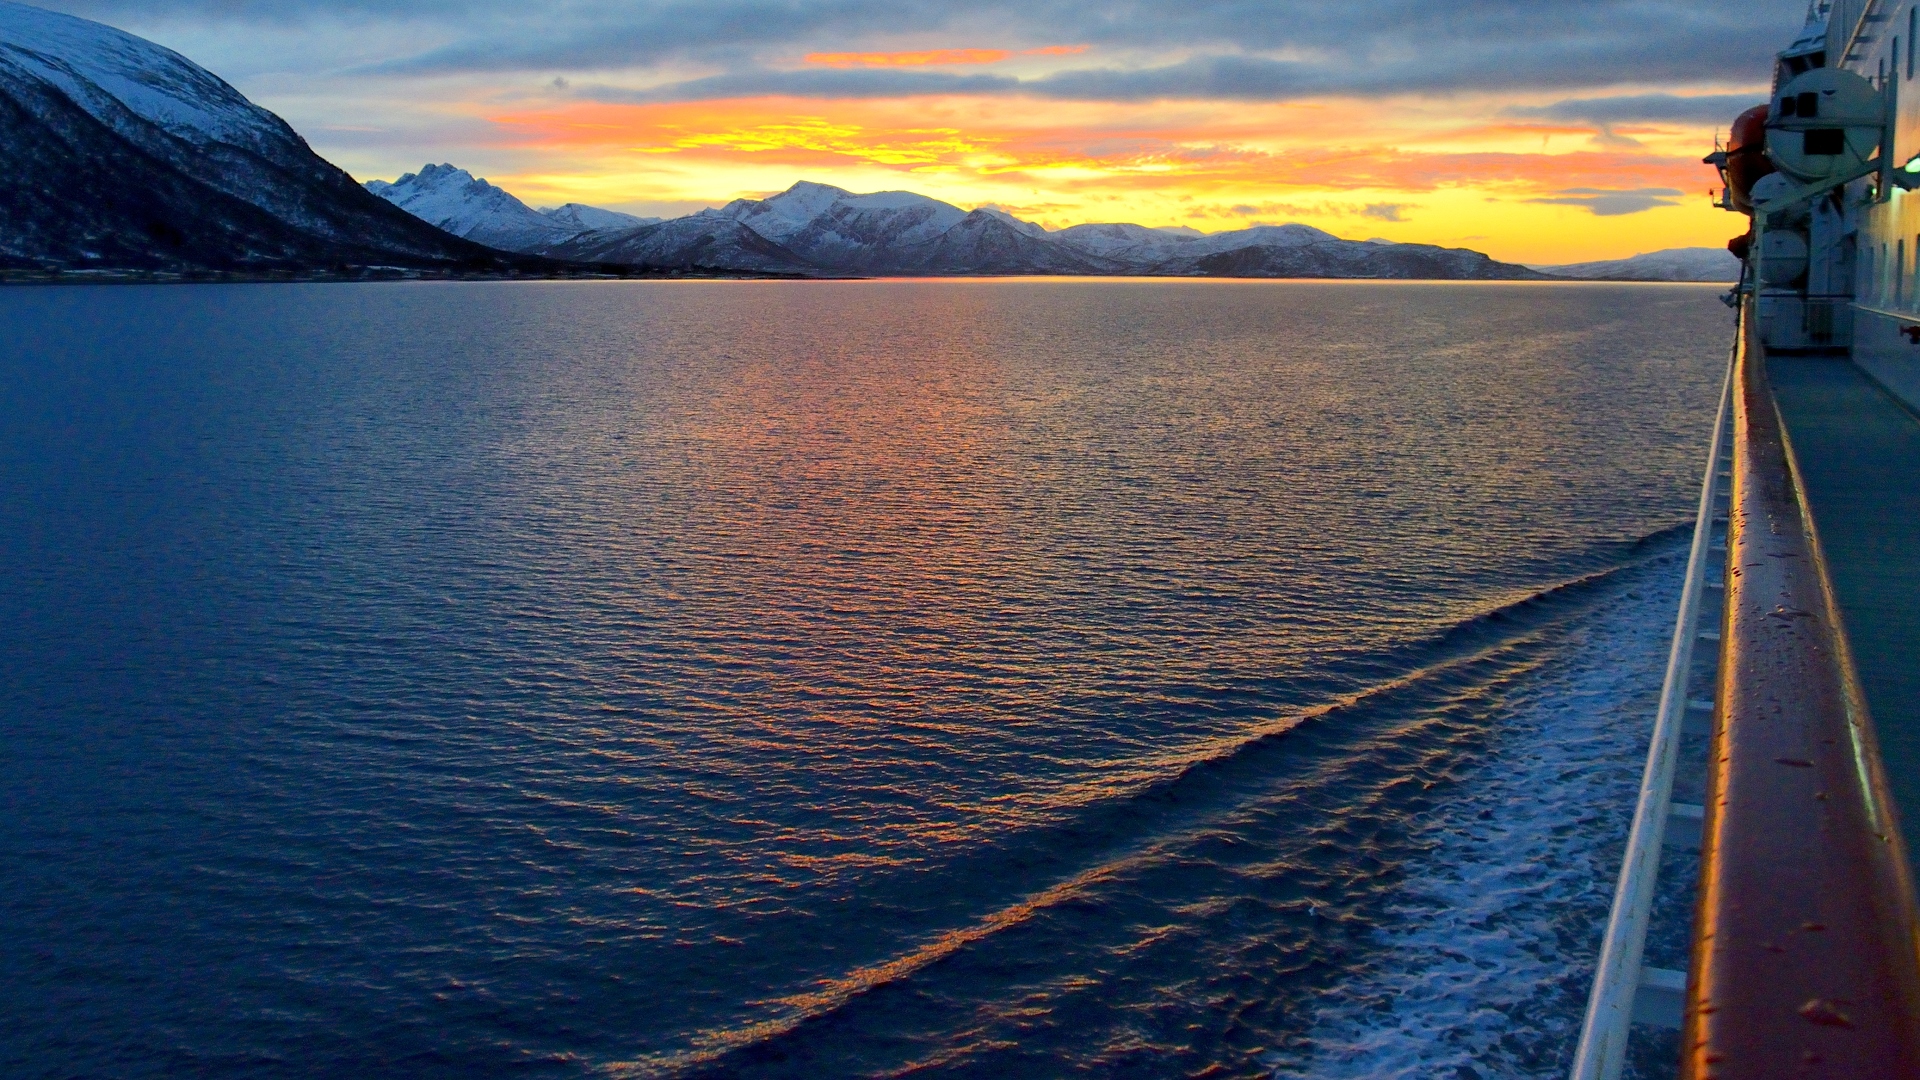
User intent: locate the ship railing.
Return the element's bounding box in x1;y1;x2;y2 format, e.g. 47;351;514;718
1568;311;1735;1080
1572;301;1920;1078
1682;293;1920;1076
1755;292;1855;351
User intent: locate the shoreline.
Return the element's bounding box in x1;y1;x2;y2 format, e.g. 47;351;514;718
0;268;1737;287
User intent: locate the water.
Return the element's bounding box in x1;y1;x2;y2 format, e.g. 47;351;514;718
0;279;1730;1079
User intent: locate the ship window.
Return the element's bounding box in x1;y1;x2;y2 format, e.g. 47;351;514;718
1781;95;1798;116
1787;56;1809;76
1811;50;1825;68
1798;91;1820;117
1806;129;1846;155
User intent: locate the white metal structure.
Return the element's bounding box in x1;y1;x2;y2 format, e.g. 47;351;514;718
1567;347;1734;1080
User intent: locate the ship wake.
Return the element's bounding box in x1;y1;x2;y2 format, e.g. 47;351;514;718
612;533;1686;1079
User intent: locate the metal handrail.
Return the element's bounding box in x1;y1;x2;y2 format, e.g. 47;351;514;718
1831;0;1879;65
1568;317;1736;1080
1681;299;1920;1076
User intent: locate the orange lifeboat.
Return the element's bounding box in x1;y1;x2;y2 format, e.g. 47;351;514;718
1725;105;1773;214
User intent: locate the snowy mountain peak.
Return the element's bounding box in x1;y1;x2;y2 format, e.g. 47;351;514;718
719;181;968;247
540;203;658;232
394;162;483;191
366;164;669;251
368;163;583;251
975;207;1049;239
1051;222;1200;258
1227;223;1337;246
0;5;545;274
0;0;296;153
358;166;1537;280
783;180;855;199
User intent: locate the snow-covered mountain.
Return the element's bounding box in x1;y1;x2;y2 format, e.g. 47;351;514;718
891;209;1117;274
528;179;1543;279
545;211;813;274
540;203;658;232
365;165;662;252
1157;238;1541;279
1050;222;1204;260
715;182;972;269
1530;247;1740;282
0;1;542;274
0;0;1544;285
367;164;586;252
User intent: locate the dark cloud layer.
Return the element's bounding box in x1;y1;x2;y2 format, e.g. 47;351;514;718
36;0;1803;101
1508;92;1766;124
1526;186;1687;215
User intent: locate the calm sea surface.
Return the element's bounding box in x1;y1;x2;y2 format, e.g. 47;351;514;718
0;280;1729;1079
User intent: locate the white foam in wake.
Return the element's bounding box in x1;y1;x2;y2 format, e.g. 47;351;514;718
1273;554;1681;1079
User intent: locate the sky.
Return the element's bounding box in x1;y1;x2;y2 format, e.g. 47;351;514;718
36;0;1808;263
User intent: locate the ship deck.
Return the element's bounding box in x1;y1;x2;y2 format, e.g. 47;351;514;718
1770;355;1920;844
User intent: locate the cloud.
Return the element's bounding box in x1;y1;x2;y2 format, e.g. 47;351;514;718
39;0;1804;100
806;48;1012;67
1509;92;1765;125
803;45;1082;67
583;41;1786;106
1524;186;1686;215
1587;125;1644;149
1222;199;1412;221
576;69;1023;103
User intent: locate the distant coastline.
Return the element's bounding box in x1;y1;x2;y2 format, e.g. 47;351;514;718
0;6;1552;284
0;6;1735;285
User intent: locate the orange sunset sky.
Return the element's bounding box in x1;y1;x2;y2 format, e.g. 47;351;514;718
41;0;1805;264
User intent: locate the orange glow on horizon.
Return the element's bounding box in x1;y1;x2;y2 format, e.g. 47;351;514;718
461;90;1753;264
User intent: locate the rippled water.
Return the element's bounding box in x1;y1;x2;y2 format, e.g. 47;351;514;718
0;280;1729;1079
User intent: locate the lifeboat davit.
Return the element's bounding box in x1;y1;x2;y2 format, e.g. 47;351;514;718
1725;104;1773;214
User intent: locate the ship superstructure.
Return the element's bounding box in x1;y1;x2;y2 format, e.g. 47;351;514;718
1572;3;1920;1078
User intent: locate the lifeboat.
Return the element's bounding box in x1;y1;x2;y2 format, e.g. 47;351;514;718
1724;104;1773;214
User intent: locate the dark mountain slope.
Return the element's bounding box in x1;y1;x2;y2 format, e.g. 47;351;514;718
1155;240;1547;280
543;214;814;274
887;210;1123;275
0;3;550;275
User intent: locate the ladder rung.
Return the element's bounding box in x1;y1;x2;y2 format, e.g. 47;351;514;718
1633;966;1689;1029
1699;629;1721;642
1687;698;1714;711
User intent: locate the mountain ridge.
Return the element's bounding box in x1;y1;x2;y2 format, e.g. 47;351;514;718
1527;247;1740;282
0;1;563;277
3;2;1680;283
370;171;1550;280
